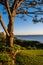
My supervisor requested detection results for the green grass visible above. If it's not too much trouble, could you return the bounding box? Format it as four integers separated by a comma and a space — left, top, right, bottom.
0, 41, 43, 65
15, 50, 43, 65
0, 52, 11, 65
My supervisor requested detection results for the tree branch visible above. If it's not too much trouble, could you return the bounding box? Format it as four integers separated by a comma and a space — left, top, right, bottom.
11, 0, 24, 17
5, 0, 11, 16
0, 16, 10, 36
16, 0, 24, 9
11, 0, 18, 17
12, 0, 17, 10
16, 11, 43, 15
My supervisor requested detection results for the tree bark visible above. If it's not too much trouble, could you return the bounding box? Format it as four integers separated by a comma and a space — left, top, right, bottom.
6, 16, 15, 65
6, 9, 16, 65
6, 16, 14, 47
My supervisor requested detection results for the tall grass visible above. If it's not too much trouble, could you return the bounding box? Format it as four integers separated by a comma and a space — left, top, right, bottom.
15, 50, 43, 65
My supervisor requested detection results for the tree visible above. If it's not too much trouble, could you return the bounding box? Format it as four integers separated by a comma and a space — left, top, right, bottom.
0, 0, 43, 47
0, 0, 43, 65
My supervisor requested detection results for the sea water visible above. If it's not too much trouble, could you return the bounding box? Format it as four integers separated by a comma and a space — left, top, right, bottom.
15, 35, 43, 43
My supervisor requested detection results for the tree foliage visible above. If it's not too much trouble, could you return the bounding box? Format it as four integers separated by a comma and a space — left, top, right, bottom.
0, 0, 43, 22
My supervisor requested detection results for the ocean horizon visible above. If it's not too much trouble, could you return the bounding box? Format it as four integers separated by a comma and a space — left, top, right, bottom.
15, 35, 43, 43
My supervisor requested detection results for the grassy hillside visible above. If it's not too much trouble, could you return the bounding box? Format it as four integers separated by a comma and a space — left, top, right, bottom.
15, 50, 43, 65
0, 50, 43, 65
0, 35, 43, 65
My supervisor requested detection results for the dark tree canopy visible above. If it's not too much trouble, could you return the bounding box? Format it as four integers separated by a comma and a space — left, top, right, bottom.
0, 0, 43, 23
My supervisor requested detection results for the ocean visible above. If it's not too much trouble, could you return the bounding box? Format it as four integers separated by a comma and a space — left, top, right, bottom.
15, 35, 43, 43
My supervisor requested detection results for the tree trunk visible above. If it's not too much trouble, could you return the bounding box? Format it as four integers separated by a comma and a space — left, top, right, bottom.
6, 16, 14, 47
6, 16, 15, 65
6, 10, 16, 65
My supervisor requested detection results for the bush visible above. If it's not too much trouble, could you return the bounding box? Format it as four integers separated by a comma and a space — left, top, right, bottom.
14, 38, 43, 49
14, 44, 26, 50
0, 32, 6, 43
0, 52, 11, 65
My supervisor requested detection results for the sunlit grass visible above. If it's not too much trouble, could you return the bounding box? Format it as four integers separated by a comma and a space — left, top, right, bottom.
15, 50, 43, 65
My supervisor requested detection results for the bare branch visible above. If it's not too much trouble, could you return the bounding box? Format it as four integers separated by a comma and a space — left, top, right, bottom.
16, 11, 43, 15
11, 0, 18, 13
5, 0, 11, 16
12, 0, 17, 10
0, 16, 10, 36
16, 0, 24, 8
12, 0, 24, 16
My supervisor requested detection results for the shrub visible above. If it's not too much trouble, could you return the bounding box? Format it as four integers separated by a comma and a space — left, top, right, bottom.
0, 32, 6, 43
0, 52, 11, 65
14, 44, 26, 50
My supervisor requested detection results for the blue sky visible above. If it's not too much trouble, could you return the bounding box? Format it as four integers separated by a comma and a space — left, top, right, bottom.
0, 4, 43, 35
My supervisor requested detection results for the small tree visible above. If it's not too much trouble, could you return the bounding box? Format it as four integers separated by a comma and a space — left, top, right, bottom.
0, 0, 43, 65
0, 0, 43, 47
